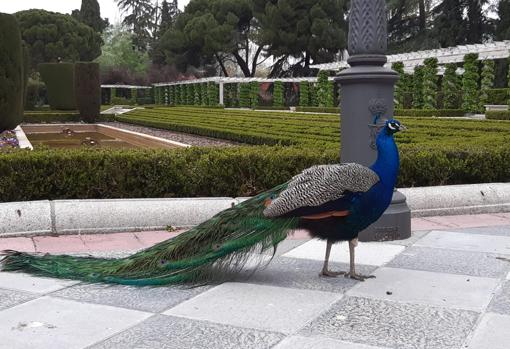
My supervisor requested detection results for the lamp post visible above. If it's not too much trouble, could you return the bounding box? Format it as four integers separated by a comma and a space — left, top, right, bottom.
336, 0, 411, 242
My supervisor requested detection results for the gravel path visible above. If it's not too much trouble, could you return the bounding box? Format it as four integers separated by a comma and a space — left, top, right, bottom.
103, 121, 240, 147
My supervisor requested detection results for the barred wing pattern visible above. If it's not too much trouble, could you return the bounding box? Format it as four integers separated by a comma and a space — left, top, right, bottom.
263, 164, 380, 218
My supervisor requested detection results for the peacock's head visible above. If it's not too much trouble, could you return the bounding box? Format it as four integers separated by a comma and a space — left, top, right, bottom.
384, 119, 406, 135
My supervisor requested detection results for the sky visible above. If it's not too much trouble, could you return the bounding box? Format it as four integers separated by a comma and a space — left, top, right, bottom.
1, 0, 190, 24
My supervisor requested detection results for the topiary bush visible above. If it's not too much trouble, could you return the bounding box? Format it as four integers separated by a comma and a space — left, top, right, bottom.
299, 81, 310, 107
462, 53, 480, 113
38, 62, 76, 110
74, 62, 100, 123
442, 63, 461, 109
422, 58, 438, 110
207, 82, 219, 106
273, 81, 284, 107
0, 13, 24, 132
240, 83, 251, 108
392, 62, 405, 108
317, 70, 331, 107
480, 60, 495, 111
250, 81, 260, 108
412, 66, 424, 109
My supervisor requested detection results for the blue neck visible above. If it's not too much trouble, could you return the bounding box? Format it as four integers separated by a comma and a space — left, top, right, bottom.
369, 131, 400, 189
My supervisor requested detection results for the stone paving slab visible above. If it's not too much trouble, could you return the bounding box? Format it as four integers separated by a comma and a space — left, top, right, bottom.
283, 239, 405, 266
165, 282, 342, 334
450, 225, 510, 237
53, 283, 212, 313
0, 296, 151, 349
90, 314, 285, 349
273, 335, 391, 349
347, 267, 498, 311
467, 313, 510, 349
387, 246, 510, 277
300, 296, 479, 349
487, 280, 510, 315
415, 230, 510, 254
0, 272, 78, 294
0, 289, 36, 311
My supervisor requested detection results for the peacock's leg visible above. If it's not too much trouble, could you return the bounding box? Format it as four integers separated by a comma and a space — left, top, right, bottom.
344, 238, 376, 281
320, 240, 346, 277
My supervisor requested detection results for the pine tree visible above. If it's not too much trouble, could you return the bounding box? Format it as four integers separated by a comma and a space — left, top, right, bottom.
479, 60, 495, 111
442, 63, 460, 109
422, 58, 438, 110
432, 0, 465, 47
412, 66, 425, 109
462, 53, 480, 113
496, 0, 510, 40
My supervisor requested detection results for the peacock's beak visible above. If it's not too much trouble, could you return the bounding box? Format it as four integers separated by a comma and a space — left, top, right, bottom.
399, 124, 408, 132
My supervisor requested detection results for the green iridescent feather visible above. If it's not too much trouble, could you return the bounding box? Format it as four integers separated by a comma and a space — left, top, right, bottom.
1, 183, 298, 286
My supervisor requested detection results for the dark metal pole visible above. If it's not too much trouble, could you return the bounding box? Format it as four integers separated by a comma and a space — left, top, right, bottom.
336, 0, 411, 242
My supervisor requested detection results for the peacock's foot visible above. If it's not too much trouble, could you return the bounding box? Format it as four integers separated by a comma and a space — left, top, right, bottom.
344, 272, 376, 281
320, 269, 346, 278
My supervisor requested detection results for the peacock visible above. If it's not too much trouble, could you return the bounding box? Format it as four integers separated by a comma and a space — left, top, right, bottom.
1, 119, 405, 285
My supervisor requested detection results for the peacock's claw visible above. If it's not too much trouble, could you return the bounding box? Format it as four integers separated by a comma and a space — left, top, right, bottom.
320, 270, 346, 278
344, 272, 376, 281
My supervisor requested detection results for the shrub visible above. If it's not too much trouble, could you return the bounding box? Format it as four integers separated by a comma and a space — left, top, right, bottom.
25, 78, 47, 110
253, 106, 289, 111
317, 70, 331, 107
240, 83, 251, 108
486, 110, 510, 120
22, 43, 30, 110
111, 96, 133, 105
38, 62, 77, 110
442, 63, 461, 109
207, 82, 219, 106
462, 53, 480, 113
480, 60, 495, 111
0, 13, 24, 132
394, 109, 465, 117
412, 66, 424, 109
392, 62, 405, 108
295, 106, 339, 114
487, 89, 509, 105
23, 111, 114, 123
273, 81, 284, 107
74, 62, 100, 123
422, 58, 438, 110
299, 81, 310, 107
250, 81, 260, 108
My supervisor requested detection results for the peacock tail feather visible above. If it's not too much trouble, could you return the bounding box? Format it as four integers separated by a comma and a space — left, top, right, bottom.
1, 183, 299, 286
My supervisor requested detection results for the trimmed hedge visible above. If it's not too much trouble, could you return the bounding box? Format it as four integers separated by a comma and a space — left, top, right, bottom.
487, 89, 509, 105
74, 62, 100, 123
394, 109, 465, 117
295, 106, 339, 113
1, 145, 509, 202
253, 106, 290, 111
486, 110, 510, 120
23, 111, 114, 123
38, 62, 76, 110
0, 13, 24, 132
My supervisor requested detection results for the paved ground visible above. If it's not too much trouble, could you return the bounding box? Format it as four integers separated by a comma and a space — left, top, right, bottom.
0, 213, 509, 349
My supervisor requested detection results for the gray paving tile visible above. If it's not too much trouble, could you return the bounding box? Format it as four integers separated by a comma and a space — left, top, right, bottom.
387, 246, 510, 278
300, 296, 479, 349
0, 296, 151, 349
53, 283, 211, 313
467, 312, 510, 349
488, 280, 510, 315
385, 230, 429, 247
234, 257, 376, 293
0, 272, 78, 294
415, 231, 510, 255
273, 335, 390, 349
90, 314, 285, 349
451, 225, 510, 237
0, 288, 36, 311
165, 282, 342, 334
347, 267, 498, 312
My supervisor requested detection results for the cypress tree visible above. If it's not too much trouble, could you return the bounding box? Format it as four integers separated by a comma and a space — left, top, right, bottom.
273, 81, 284, 107
412, 66, 425, 109
507, 58, 510, 109
77, 0, 108, 33
392, 62, 405, 108
75, 62, 100, 123
442, 63, 460, 109
462, 53, 480, 113
422, 58, 438, 110
479, 60, 495, 111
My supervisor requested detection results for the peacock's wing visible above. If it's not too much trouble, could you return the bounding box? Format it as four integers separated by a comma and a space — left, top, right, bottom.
263, 163, 379, 218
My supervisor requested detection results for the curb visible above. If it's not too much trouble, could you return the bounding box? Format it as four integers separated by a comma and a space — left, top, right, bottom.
1, 183, 509, 237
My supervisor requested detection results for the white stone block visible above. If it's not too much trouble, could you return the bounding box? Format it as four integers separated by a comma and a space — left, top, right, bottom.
0, 201, 52, 237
